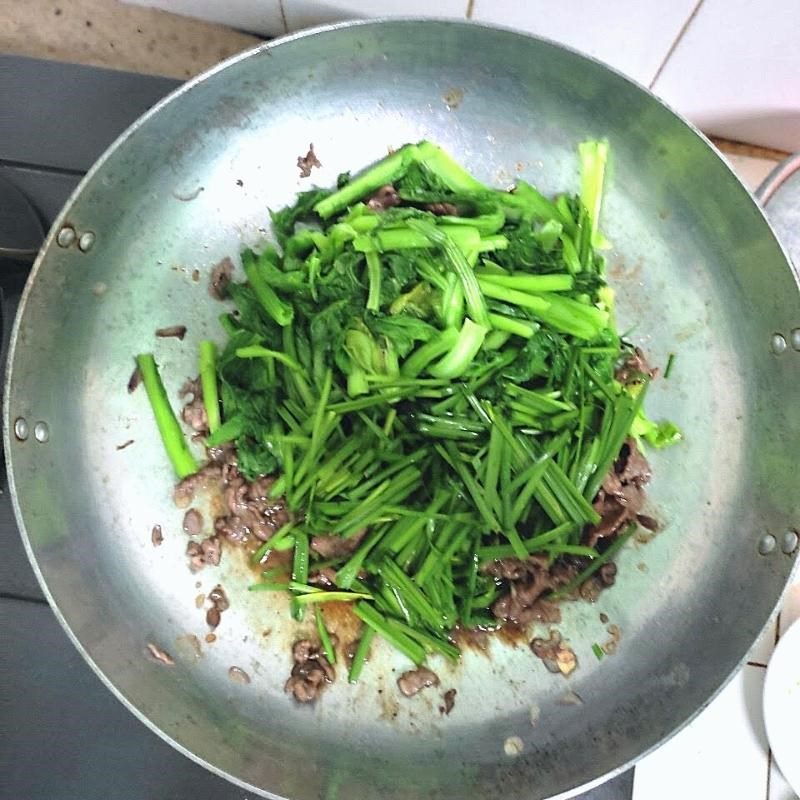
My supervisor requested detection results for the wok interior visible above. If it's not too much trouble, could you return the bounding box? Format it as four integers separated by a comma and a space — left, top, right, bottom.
7, 21, 799, 800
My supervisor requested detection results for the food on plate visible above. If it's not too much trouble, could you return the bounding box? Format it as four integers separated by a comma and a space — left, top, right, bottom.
134, 140, 679, 701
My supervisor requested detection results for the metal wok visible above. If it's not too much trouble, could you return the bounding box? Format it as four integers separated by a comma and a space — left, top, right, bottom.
6, 18, 799, 800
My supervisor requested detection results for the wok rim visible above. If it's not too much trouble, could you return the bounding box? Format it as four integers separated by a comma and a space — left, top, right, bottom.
5, 16, 797, 800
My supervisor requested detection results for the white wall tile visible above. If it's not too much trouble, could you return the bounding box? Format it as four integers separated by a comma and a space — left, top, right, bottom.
283, 0, 467, 31
632, 666, 769, 800
471, 0, 698, 87
124, 0, 285, 36
652, 0, 800, 152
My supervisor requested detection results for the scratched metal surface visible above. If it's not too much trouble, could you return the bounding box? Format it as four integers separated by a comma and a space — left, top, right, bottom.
5, 20, 800, 800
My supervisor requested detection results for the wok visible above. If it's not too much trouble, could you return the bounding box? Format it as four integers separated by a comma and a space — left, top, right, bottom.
6, 19, 800, 800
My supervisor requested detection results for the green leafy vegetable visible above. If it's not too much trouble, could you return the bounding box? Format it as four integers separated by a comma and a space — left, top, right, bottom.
151, 139, 681, 669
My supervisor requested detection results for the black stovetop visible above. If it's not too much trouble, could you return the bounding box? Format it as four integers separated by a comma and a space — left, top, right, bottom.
0, 54, 634, 800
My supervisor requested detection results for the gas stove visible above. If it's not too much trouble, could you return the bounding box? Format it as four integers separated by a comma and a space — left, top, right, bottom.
0, 54, 633, 800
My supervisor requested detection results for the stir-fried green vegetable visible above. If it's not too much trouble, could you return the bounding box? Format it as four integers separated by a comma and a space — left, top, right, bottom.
137, 140, 679, 676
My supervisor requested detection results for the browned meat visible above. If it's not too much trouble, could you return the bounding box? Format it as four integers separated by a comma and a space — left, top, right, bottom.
209, 256, 234, 299
127, 364, 142, 394
151, 524, 163, 547
425, 202, 458, 216
585, 439, 651, 547
146, 642, 175, 666
439, 688, 457, 715
309, 566, 338, 589
397, 666, 439, 698
214, 472, 289, 544
487, 555, 554, 625
615, 347, 658, 384
637, 513, 659, 532
527, 598, 562, 624
209, 584, 229, 611
183, 508, 203, 536
310, 528, 366, 559
367, 184, 400, 211
180, 377, 208, 434
530, 629, 577, 676
155, 325, 187, 340
285, 639, 335, 702
296, 144, 322, 178
173, 463, 222, 508
206, 606, 221, 628
201, 536, 221, 566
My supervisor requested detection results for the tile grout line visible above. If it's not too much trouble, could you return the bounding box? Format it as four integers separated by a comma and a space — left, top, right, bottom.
465, 0, 475, 20
648, 0, 706, 90
278, 0, 288, 34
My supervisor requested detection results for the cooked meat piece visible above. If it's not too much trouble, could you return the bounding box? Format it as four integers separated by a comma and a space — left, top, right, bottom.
585, 440, 651, 547
439, 688, 457, 715
284, 639, 335, 702
201, 536, 221, 566
180, 377, 209, 434
425, 202, 458, 216
207, 442, 237, 465
206, 606, 221, 628
397, 666, 440, 698
116, 439, 135, 451
209, 584, 229, 611
615, 346, 658, 384
296, 144, 322, 178
155, 325, 187, 340
309, 567, 338, 589
598, 563, 617, 586
183, 508, 203, 536
151, 524, 163, 547
209, 256, 234, 299
489, 555, 553, 625
215, 474, 289, 544
310, 528, 366, 559
527, 599, 562, 624
146, 642, 175, 666
530, 629, 577, 676
186, 540, 206, 571
616, 439, 652, 487
367, 184, 400, 211
637, 513, 659, 532
127, 364, 142, 393
173, 464, 222, 508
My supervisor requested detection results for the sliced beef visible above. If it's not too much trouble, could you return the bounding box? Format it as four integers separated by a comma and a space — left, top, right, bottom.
209, 256, 234, 299
215, 472, 289, 544
424, 202, 458, 216
486, 555, 554, 625
397, 666, 439, 698
439, 688, 457, 715
186, 536, 222, 571
309, 567, 338, 589
585, 439, 651, 547
183, 508, 203, 536
285, 639, 335, 702
615, 347, 658, 384
179, 377, 208, 434
173, 463, 222, 508
155, 325, 187, 340
367, 184, 400, 211
530, 629, 577, 676
296, 144, 321, 178
310, 528, 366, 559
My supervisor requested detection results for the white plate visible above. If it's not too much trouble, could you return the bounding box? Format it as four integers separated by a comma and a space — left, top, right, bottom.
764, 618, 800, 793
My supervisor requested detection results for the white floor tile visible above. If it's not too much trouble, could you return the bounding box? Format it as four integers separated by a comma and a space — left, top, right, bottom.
651, 0, 800, 152
633, 666, 769, 800
471, 0, 698, 87
748, 616, 778, 665
283, 0, 467, 31
723, 154, 779, 194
